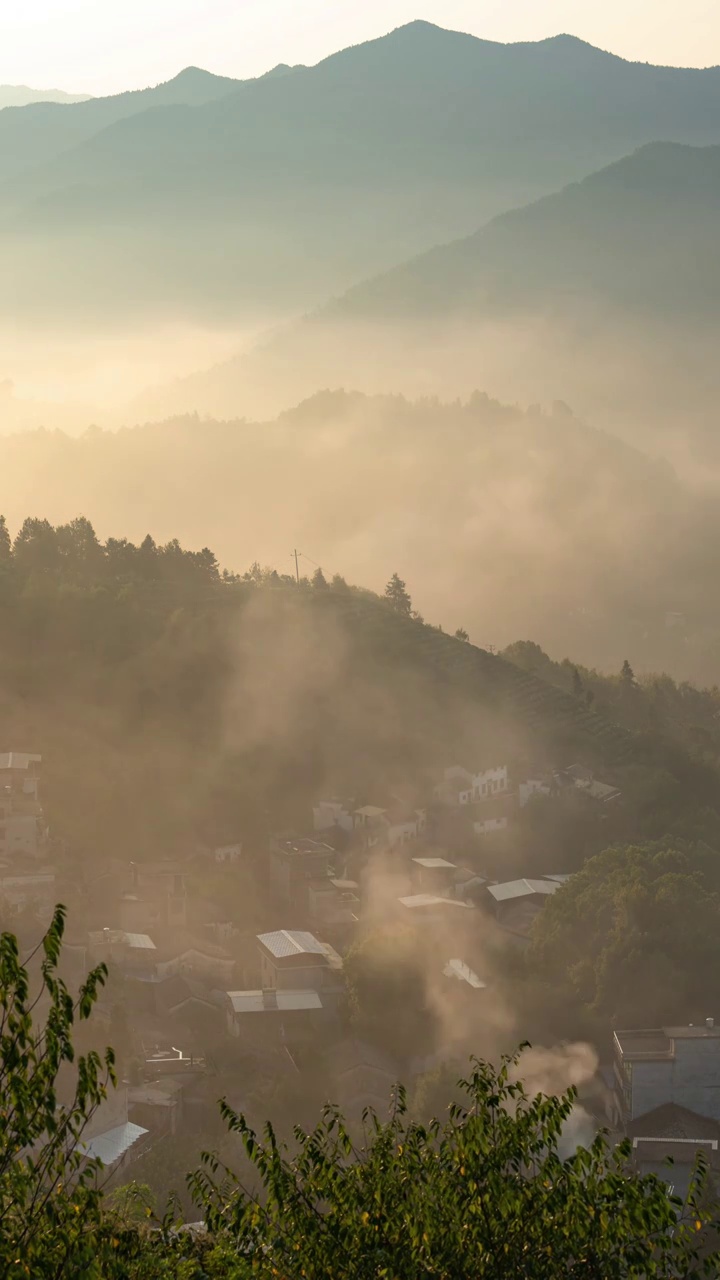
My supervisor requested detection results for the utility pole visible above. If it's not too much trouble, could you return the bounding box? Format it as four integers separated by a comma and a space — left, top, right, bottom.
292, 549, 300, 584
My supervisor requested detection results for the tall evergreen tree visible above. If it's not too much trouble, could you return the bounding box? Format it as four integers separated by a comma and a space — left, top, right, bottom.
0, 514, 10, 561
384, 572, 412, 616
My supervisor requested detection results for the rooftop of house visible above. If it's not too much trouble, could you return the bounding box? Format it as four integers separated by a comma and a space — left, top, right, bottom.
628, 1103, 720, 1142
488, 878, 559, 903
89, 929, 156, 950
128, 1085, 180, 1108
132, 860, 188, 876
257, 929, 329, 960
443, 958, 486, 989
398, 894, 473, 911
155, 975, 222, 1013
0, 752, 41, 772
227, 988, 323, 1014
152, 929, 234, 961
354, 805, 387, 818
615, 1023, 720, 1059
78, 1121, 148, 1166
412, 857, 457, 870
327, 1036, 399, 1080
274, 837, 335, 857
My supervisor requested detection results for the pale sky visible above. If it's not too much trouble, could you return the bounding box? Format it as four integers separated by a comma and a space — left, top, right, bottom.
2, 0, 718, 96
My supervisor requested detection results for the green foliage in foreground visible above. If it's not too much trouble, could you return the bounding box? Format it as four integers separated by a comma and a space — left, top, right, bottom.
1, 909, 720, 1277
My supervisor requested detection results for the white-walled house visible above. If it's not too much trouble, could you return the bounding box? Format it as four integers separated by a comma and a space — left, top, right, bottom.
473, 816, 509, 837
471, 766, 509, 801
313, 799, 355, 834
213, 843, 242, 864
386, 809, 426, 848
353, 806, 426, 850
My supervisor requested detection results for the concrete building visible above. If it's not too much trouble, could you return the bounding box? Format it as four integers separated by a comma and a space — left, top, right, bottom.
353, 806, 426, 851
411, 857, 457, 894
473, 816, 508, 837
0, 868, 55, 915
0, 753, 46, 860
614, 1022, 720, 1124
268, 836, 335, 908
313, 799, 355, 834
0, 752, 42, 799
119, 862, 188, 932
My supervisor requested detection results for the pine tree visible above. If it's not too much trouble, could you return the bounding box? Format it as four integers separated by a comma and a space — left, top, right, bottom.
0, 514, 10, 561
384, 572, 412, 616
620, 659, 636, 687
454, 627, 469, 642
312, 567, 328, 589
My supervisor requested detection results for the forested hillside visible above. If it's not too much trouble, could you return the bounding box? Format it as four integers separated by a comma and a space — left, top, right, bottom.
3, 391, 720, 679
1, 514, 719, 868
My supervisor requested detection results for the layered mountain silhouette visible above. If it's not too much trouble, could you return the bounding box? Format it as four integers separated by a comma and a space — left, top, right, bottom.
153, 138, 720, 446
0, 67, 242, 180
0, 86, 92, 109
6, 20, 720, 322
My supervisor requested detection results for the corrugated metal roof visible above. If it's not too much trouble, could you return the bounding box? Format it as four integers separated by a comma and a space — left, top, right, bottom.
228, 988, 322, 1013
398, 894, 472, 910
488, 879, 559, 902
88, 929, 156, 949
228, 990, 265, 1013
123, 932, 156, 950
79, 1121, 148, 1166
0, 753, 41, 771
257, 929, 327, 959
412, 857, 457, 869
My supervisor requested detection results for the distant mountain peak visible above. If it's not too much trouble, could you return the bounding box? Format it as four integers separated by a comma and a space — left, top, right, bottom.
260, 63, 305, 80
171, 66, 216, 82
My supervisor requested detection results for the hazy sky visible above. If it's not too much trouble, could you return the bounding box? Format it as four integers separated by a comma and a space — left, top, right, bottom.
2, 0, 718, 96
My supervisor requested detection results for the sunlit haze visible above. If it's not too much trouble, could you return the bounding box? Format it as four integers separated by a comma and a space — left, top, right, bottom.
5, 4, 720, 1261
2, 0, 719, 94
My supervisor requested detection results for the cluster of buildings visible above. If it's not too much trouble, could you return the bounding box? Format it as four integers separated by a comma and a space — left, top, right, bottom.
0, 745, 628, 1186
433, 760, 621, 837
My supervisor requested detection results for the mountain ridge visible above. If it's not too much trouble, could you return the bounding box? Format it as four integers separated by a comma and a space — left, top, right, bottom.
6, 21, 720, 324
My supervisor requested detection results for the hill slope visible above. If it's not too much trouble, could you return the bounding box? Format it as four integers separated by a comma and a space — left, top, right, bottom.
7, 21, 720, 322
0, 66, 241, 180
174, 140, 720, 445
2, 389, 719, 679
